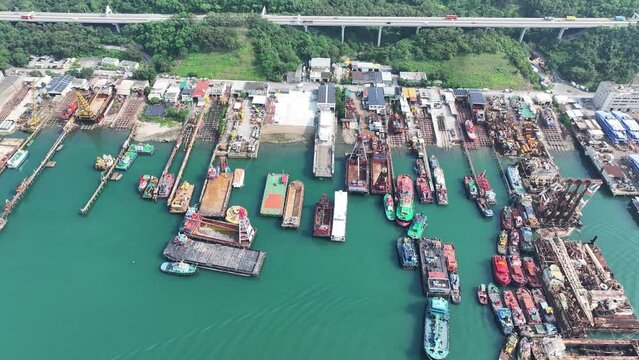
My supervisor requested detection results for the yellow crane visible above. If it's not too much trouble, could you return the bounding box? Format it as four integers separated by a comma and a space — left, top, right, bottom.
75, 91, 97, 121
21, 81, 41, 132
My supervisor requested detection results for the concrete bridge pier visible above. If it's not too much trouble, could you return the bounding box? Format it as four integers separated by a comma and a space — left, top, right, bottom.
113, 23, 120, 33
416, 27, 421, 34
304, 25, 308, 32
519, 28, 528, 42
557, 28, 567, 40
377, 26, 382, 47
341, 25, 345, 43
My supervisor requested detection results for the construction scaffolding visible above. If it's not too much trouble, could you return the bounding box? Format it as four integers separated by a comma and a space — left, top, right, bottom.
532, 177, 602, 228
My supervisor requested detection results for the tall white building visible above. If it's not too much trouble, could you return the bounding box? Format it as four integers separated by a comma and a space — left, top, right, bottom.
592, 81, 639, 112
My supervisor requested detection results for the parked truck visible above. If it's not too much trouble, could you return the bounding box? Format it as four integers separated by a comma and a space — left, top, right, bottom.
20, 11, 34, 20
614, 16, 626, 21
566, 16, 577, 21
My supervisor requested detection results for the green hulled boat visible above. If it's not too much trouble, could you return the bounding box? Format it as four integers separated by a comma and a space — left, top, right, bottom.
384, 194, 396, 221
115, 151, 137, 171
424, 297, 450, 360
395, 174, 415, 227
142, 176, 158, 199
160, 261, 197, 276
407, 212, 427, 239
129, 143, 155, 155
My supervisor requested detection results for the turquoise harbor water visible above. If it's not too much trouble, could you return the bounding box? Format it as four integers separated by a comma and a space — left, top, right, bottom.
0, 128, 637, 359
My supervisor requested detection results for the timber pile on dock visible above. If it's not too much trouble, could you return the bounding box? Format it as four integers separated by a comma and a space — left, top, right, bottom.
163, 240, 265, 277
535, 236, 639, 336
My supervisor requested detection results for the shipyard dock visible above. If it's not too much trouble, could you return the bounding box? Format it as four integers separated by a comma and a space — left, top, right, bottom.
535, 236, 639, 337
282, 180, 304, 228
313, 110, 335, 178
163, 240, 265, 277
260, 173, 288, 217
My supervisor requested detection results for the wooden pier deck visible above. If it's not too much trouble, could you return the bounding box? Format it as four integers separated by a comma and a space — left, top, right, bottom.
80, 128, 135, 215
0, 121, 73, 230
163, 240, 266, 277
112, 93, 145, 130
167, 106, 206, 207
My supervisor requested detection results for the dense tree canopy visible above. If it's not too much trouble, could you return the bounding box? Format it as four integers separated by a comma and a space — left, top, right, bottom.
540, 26, 639, 88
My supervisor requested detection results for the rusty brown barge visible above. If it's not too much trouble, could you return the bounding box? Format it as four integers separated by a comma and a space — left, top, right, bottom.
282, 180, 304, 228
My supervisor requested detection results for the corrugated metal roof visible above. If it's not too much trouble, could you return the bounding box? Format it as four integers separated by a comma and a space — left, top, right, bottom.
192, 81, 208, 97
318, 84, 336, 104
468, 90, 486, 105
367, 86, 385, 107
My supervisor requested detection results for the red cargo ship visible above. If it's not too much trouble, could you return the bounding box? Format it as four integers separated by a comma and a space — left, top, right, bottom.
443, 243, 458, 272
516, 287, 542, 325
492, 255, 511, 286
313, 193, 333, 237
508, 255, 527, 287
415, 176, 433, 203
522, 257, 542, 288
503, 289, 527, 327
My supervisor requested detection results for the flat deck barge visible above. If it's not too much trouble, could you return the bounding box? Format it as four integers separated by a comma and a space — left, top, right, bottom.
181, 210, 256, 248
163, 240, 265, 277
199, 173, 233, 218
260, 173, 288, 216
370, 148, 391, 194
417, 238, 451, 298
282, 180, 304, 228
313, 110, 335, 178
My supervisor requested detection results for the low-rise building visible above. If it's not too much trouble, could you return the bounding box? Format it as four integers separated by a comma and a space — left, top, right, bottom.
364, 86, 385, 111
119, 60, 140, 71
286, 65, 304, 83
101, 57, 120, 68
399, 71, 427, 85
0, 75, 23, 111
180, 86, 193, 102
192, 80, 209, 106
164, 86, 181, 104
44, 75, 74, 96
148, 78, 171, 102
593, 81, 639, 112
351, 71, 372, 85
309, 58, 331, 82
244, 82, 269, 97
209, 81, 227, 96
317, 84, 336, 111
